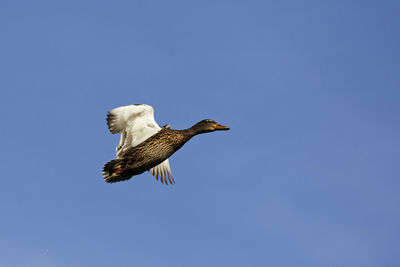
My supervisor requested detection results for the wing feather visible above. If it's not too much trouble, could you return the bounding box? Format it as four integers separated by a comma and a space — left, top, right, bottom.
150, 160, 174, 185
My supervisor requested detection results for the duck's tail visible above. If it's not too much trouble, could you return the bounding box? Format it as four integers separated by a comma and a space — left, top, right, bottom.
102, 159, 132, 183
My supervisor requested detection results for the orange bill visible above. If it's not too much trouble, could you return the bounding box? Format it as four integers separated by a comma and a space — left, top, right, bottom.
214, 123, 230, 130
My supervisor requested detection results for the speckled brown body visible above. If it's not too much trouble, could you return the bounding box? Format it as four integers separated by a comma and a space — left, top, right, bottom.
103, 128, 194, 182
122, 128, 193, 170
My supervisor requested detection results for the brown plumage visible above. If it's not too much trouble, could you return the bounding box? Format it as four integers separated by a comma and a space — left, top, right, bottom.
102, 119, 229, 184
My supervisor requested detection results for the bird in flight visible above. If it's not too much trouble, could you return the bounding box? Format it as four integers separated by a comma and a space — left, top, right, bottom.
102, 104, 229, 185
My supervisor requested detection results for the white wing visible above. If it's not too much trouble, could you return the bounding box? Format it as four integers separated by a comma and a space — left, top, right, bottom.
107, 104, 160, 155
106, 104, 174, 184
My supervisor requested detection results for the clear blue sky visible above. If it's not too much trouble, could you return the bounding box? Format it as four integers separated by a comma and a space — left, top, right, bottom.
1, 1, 399, 266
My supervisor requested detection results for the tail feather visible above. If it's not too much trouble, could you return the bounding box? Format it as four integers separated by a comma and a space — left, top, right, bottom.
102, 159, 131, 183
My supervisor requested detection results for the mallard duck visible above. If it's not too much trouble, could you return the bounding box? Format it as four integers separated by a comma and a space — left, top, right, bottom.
102, 104, 229, 184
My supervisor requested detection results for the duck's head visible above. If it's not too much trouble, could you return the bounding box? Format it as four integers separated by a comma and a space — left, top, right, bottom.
190, 119, 230, 134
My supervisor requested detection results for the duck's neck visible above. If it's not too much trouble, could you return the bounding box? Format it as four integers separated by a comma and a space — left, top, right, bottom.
182, 126, 209, 137
181, 128, 198, 137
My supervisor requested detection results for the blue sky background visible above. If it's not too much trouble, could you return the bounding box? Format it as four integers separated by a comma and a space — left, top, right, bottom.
1, 1, 399, 266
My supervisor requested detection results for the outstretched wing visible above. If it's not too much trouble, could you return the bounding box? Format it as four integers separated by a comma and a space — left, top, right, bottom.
106, 104, 174, 184
107, 104, 160, 154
